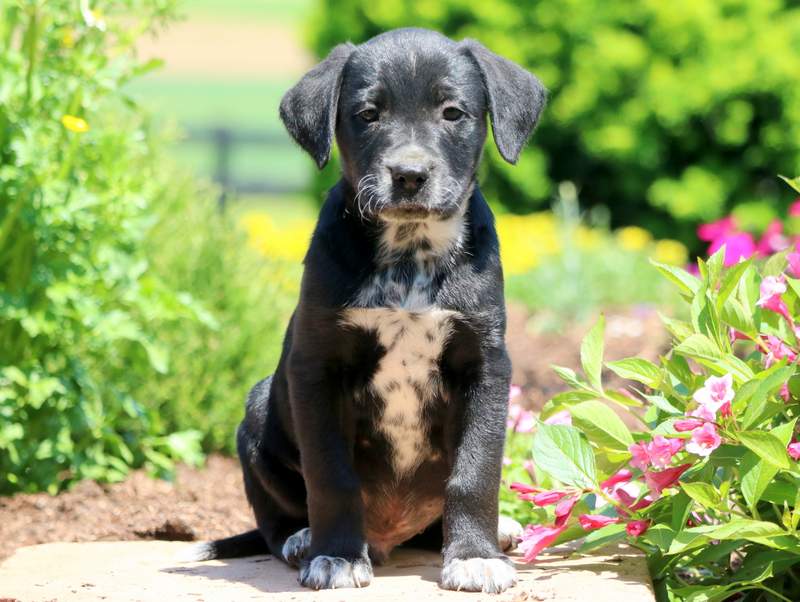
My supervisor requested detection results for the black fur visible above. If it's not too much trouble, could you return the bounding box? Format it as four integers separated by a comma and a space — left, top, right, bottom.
197, 28, 545, 593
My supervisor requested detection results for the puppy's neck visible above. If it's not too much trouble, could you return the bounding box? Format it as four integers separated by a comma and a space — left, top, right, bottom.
376, 212, 466, 267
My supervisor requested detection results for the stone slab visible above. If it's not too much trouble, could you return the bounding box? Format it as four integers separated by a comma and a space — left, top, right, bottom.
0, 541, 654, 601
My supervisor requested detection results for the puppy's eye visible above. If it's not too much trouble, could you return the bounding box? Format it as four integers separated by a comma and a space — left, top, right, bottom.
358, 108, 379, 123
442, 107, 465, 121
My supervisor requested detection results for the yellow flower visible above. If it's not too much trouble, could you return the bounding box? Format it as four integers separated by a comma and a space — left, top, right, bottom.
616, 226, 652, 251
239, 211, 314, 262
61, 115, 89, 133
61, 29, 75, 48
653, 239, 689, 266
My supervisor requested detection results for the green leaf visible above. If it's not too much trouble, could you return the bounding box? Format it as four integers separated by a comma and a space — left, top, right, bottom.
720, 297, 756, 337
741, 364, 794, 429
736, 431, 791, 470
716, 258, 753, 310
532, 423, 597, 488
569, 400, 633, 453
551, 365, 586, 389
644, 393, 682, 415
674, 333, 753, 381
779, 174, 800, 193
740, 451, 778, 509
576, 523, 627, 554
650, 259, 700, 297
642, 524, 675, 552
659, 313, 694, 342
681, 481, 721, 509
605, 358, 661, 388
580, 316, 605, 392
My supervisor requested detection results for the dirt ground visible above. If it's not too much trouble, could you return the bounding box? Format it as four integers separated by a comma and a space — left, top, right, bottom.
0, 303, 667, 562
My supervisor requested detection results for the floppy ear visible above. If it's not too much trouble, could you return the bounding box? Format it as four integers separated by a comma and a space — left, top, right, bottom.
462, 39, 547, 164
279, 42, 355, 169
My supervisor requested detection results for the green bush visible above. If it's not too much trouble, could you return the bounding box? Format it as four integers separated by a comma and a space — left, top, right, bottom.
308, 0, 800, 246
0, 0, 206, 494
139, 181, 299, 454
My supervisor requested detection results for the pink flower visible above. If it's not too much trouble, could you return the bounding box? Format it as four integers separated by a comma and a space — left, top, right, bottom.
507, 403, 536, 433
757, 220, 790, 255
788, 442, 800, 461
510, 482, 537, 495
697, 217, 736, 242
647, 436, 684, 469
554, 496, 578, 527
502, 456, 512, 466
614, 485, 654, 513
790, 199, 800, 218
600, 469, 633, 490
788, 250, 800, 279
531, 490, 570, 507
509, 384, 522, 401
628, 441, 651, 470
579, 514, 620, 530
689, 404, 717, 422
523, 460, 535, 479
544, 410, 572, 426
518, 524, 567, 562
685, 423, 722, 457
693, 374, 734, 419
674, 418, 704, 432
708, 232, 756, 266
644, 464, 691, 494
626, 520, 650, 537
757, 275, 792, 323
781, 383, 791, 402
729, 328, 748, 345
762, 335, 797, 368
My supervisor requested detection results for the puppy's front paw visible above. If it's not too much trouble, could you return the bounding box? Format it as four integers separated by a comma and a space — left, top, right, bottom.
498, 515, 524, 552
282, 527, 311, 567
299, 555, 373, 589
440, 557, 517, 593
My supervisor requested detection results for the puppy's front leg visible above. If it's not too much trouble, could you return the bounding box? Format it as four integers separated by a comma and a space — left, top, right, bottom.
441, 347, 516, 594
289, 358, 372, 589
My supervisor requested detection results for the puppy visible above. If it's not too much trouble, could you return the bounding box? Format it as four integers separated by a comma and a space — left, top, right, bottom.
186, 28, 546, 593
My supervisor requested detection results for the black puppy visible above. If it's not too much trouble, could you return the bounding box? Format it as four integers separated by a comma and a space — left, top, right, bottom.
185, 28, 546, 593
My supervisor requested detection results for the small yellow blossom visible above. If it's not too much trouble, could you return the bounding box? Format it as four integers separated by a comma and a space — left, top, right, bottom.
239, 212, 313, 262
616, 226, 652, 251
653, 239, 689, 266
61, 29, 75, 48
61, 115, 89, 133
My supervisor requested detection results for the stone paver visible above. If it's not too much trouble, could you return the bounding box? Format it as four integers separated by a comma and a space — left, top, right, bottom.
0, 541, 654, 601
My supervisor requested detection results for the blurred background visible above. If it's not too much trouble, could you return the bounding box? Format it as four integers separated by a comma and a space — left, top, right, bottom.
1, 0, 799, 533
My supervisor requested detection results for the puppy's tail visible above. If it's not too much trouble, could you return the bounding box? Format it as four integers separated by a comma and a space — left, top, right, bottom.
178, 529, 268, 561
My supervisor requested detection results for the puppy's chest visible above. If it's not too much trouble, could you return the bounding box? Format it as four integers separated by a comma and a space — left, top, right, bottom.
342, 263, 460, 475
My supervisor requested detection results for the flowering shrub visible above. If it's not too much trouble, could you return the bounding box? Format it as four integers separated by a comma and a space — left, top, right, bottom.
511, 237, 800, 599
696, 176, 800, 267
0, 0, 208, 493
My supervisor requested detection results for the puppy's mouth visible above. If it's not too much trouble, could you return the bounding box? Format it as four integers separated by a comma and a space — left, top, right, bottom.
379, 201, 439, 221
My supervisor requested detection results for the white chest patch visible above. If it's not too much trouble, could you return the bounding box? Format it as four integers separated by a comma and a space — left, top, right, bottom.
342, 307, 457, 475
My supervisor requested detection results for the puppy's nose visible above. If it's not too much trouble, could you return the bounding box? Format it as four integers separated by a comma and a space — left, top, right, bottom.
388, 162, 430, 192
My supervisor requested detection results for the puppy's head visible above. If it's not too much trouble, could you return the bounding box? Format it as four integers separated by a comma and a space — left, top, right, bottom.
280, 28, 546, 221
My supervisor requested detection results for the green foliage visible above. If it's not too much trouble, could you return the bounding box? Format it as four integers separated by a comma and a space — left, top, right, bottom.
139, 181, 299, 454
308, 0, 800, 244
513, 235, 800, 599
0, 0, 205, 494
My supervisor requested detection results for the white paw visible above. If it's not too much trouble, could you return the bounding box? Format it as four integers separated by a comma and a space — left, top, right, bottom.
299, 555, 373, 589
176, 541, 216, 562
440, 557, 517, 593
282, 527, 311, 567
498, 516, 524, 552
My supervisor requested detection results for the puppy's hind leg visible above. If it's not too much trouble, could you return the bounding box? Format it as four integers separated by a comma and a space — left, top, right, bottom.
181, 376, 309, 563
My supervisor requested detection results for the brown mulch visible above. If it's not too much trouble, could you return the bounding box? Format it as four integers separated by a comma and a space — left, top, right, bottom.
0, 304, 668, 561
